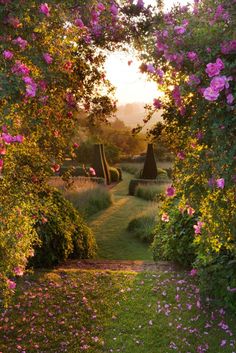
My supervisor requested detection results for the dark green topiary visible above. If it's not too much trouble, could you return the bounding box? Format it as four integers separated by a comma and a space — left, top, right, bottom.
100, 144, 111, 184
109, 167, 120, 183
92, 144, 107, 183
30, 190, 97, 267
141, 144, 158, 179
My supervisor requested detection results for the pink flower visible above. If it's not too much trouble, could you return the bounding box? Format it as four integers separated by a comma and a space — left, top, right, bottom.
193, 221, 204, 234
0, 159, 3, 171
73, 143, 79, 148
89, 167, 96, 176
190, 268, 198, 276
39, 3, 50, 16
7, 279, 16, 290
2, 133, 13, 144
161, 213, 169, 222
110, 4, 118, 16
177, 151, 185, 160
187, 207, 195, 216
174, 26, 186, 35
203, 87, 219, 101
12, 36, 28, 50
206, 58, 224, 77
75, 18, 85, 28
12, 61, 30, 76
187, 51, 198, 61
14, 266, 24, 276
166, 186, 176, 197
147, 64, 155, 73
51, 163, 60, 173
153, 98, 162, 109
210, 76, 228, 92
13, 135, 24, 143
26, 82, 37, 97
187, 74, 201, 86
43, 53, 53, 64
227, 93, 234, 105
137, 0, 144, 8
0, 146, 6, 155
216, 178, 225, 189
97, 2, 105, 11
3, 50, 13, 60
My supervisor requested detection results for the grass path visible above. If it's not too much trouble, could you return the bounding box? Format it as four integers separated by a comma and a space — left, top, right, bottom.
88, 172, 157, 260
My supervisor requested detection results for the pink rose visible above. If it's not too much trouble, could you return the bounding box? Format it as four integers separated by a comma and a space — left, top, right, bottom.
216, 178, 225, 189
227, 93, 234, 105
203, 87, 219, 101
206, 58, 224, 77
166, 186, 176, 197
89, 167, 96, 176
210, 76, 228, 92
39, 3, 50, 16
14, 266, 24, 276
193, 221, 204, 234
43, 53, 53, 64
153, 98, 162, 109
3, 50, 13, 60
187, 51, 198, 61
97, 3, 105, 11
174, 26, 186, 35
12, 36, 28, 50
75, 18, 84, 28
161, 213, 169, 222
7, 279, 16, 290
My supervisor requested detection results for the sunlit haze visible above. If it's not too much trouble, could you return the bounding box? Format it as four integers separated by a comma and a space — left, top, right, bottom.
105, 0, 192, 105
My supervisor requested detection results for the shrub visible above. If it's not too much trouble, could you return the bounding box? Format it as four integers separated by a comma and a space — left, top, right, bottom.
135, 183, 167, 202
62, 179, 112, 218
141, 144, 158, 179
128, 209, 157, 243
31, 190, 96, 267
109, 167, 120, 183
152, 197, 197, 267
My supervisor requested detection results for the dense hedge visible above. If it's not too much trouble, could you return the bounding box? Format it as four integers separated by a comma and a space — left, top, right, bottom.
109, 167, 120, 183
30, 190, 97, 267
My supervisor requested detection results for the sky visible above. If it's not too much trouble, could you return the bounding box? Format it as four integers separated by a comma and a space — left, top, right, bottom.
105, 0, 192, 105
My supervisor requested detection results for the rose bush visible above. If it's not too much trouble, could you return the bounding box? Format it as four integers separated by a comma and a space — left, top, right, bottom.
135, 0, 235, 309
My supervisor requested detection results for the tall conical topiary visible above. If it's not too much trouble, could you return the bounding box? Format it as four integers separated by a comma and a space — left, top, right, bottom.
92, 144, 107, 182
100, 144, 111, 185
141, 143, 158, 179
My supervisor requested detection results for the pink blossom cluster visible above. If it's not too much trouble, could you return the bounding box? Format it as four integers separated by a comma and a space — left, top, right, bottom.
193, 221, 204, 235
203, 58, 233, 103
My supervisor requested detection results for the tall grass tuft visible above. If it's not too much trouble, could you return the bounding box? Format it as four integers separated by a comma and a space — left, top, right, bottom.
127, 208, 158, 244
134, 183, 169, 202
49, 177, 112, 218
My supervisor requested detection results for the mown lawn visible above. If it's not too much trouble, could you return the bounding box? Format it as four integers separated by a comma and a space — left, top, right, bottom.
1, 269, 235, 353
89, 172, 157, 260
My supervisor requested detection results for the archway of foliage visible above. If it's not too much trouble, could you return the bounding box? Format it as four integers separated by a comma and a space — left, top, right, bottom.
0, 0, 235, 309
133, 0, 235, 308
0, 0, 153, 303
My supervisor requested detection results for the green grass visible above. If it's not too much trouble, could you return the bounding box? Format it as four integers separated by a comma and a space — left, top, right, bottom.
89, 173, 154, 260
1, 269, 235, 353
120, 161, 173, 177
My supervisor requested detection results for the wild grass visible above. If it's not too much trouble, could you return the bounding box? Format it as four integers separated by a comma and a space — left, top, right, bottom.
134, 183, 170, 202
127, 207, 159, 243
49, 177, 112, 218
1, 269, 235, 353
